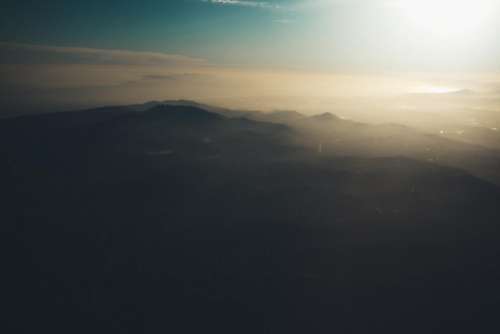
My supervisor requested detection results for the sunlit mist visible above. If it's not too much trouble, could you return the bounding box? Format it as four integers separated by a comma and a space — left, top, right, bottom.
410, 86, 462, 94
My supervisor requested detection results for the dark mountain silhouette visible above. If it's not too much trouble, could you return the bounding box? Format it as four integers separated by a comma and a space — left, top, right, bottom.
161, 99, 261, 119
140, 104, 225, 123
247, 110, 305, 123
4, 102, 500, 334
308, 112, 341, 122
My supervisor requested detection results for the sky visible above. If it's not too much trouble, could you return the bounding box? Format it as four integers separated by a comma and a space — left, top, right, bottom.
2, 0, 500, 114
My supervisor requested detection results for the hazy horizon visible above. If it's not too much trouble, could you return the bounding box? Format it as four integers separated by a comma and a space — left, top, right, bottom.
2, 0, 500, 117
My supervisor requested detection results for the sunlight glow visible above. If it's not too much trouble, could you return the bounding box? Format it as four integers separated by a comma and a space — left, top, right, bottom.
397, 0, 494, 38
412, 86, 461, 94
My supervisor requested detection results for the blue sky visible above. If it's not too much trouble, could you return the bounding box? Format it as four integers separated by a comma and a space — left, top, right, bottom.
1, 1, 292, 63
1, 1, 349, 69
2, 0, 500, 71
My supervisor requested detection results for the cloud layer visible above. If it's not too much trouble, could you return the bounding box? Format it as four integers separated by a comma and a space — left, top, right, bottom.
0, 42, 205, 66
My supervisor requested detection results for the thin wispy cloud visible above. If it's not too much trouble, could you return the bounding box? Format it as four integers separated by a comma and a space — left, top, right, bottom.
201, 0, 281, 9
201, 0, 399, 13
0, 42, 205, 67
274, 19, 293, 24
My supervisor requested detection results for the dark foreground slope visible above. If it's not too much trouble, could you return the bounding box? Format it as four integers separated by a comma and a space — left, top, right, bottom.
3, 105, 500, 334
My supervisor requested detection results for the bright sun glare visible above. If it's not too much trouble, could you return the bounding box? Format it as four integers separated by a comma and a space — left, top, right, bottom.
397, 0, 494, 38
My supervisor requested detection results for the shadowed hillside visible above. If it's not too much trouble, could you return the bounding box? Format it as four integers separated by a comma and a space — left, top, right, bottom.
3, 103, 500, 333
